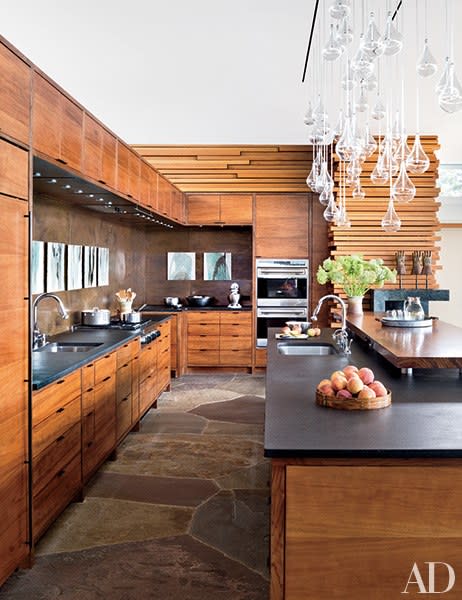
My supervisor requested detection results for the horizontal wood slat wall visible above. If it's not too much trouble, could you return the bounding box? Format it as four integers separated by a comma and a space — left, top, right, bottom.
331, 135, 441, 309
132, 145, 313, 193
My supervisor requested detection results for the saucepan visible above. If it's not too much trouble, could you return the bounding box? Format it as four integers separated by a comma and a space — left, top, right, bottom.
122, 303, 147, 323
81, 307, 111, 326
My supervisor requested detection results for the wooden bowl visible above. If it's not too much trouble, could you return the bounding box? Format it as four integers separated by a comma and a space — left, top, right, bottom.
315, 389, 392, 410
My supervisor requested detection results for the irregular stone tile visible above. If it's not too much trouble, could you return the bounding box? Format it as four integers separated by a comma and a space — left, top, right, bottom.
86, 472, 219, 507
139, 410, 207, 434
171, 374, 238, 390
157, 387, 239, 412
218, 375, 266, 397
191, 490, 270, 577
190, 395, 265, 424
0, 535, 268, 600
216, 461, 271, 491
204, 419, 264, 438
101, 434, 264, 480
35, 497, 193, 556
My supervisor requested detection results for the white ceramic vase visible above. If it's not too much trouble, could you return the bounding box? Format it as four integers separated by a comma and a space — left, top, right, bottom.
347, 295, 364, 315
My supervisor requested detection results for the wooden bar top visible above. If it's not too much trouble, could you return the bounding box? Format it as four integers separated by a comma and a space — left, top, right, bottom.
347, 313, 462, 369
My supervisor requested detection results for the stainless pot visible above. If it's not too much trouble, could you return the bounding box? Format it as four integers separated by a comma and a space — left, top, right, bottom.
81, 307, 111, 326
122, 311, 142, 324
164, 297, 180, 307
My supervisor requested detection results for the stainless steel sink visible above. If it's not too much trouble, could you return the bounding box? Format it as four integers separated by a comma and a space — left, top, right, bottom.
277, 342, 338, 356
34, 342, 103, 353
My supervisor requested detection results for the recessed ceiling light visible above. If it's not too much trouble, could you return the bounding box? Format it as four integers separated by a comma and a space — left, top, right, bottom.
48, 178, 57, 184
34, 172, 41, 177
63, 184, 72, 189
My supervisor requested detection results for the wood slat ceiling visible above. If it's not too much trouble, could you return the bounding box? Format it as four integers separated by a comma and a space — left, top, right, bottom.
131, 145, 314, 193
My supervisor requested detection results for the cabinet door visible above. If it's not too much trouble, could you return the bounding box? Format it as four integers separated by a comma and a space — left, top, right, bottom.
170, 187, 185, 223
220, 194, 253, 224
100, 125, 117, 189
139, 161, 151, 209
0, 42, 31, 144
82, 113, 102, 182
0, 140, 28, 200
148, 167, 158, 212
116, 141, 130, 197
128, 149, 140, 200
59, 94, 83, 171
157, 176, 172, 218
254, 194, 309, 258
187, 194, 220, 224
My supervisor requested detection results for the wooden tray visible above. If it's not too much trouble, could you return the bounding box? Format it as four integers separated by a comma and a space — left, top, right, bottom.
315, 389, 392, 410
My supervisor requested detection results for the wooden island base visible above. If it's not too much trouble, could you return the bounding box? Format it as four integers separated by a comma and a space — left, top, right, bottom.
271, 457, 462, 600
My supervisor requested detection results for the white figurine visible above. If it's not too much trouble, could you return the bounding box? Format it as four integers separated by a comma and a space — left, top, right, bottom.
228, 282, 241, 308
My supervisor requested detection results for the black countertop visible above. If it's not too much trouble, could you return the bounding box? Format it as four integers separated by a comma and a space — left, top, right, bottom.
141, 304, 252, 312
264, 327, 462, 458
32, 317, 170, 390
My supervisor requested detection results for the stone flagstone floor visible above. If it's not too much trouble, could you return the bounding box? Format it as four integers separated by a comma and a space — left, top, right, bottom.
0, 374, 270, 600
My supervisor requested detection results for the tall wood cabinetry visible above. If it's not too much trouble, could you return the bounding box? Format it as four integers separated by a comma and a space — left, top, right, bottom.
0, 134, 29, 583
0, 42, 30, 144
187, 194, 253, 225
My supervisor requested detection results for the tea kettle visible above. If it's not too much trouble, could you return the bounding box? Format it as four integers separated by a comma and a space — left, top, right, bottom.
403, 296, 425, 320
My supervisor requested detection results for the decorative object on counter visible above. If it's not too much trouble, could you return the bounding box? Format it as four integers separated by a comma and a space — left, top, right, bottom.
167, 252, 196, 280
316, 364, 391, 411
186, 295, 215, 307
395, 250, 406, 289
421, 250, 432, 289
381, 316, 433, 328
115, 288, 136, 315
164, 297, 182, 308
411, 250, 423, 287
67, 244, 83, 291
81, 307, 111, 326
204, 252, 232, 280
316, 254, 396, 316
31, 240, 45, 294
97, 247, 109, 286
46, 241, 66, 292
403, 296, 425, 320
83, 245, 97, 288
227, 282, 241, 308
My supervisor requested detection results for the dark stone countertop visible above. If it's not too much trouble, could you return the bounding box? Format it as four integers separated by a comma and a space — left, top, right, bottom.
264, 327, 462, 459
141, 304, 252, 312
32, 316, 170, 390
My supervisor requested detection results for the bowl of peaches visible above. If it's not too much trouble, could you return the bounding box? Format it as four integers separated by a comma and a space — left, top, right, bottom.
316, 365, 391, 410
278, 321, 321, 338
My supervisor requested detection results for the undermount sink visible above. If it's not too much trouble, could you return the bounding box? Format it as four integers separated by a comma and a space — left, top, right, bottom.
277, 342, 338, 356
34, 342, 103, 353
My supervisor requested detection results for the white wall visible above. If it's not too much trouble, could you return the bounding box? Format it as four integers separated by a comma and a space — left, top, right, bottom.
432, 228, 462, 327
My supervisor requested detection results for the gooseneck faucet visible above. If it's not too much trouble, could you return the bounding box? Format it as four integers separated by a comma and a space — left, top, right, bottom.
32, 293, 69, 349
311, 294, 352, 354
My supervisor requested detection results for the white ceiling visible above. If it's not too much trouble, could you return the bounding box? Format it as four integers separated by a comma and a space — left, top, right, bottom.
1, 0, 461, 162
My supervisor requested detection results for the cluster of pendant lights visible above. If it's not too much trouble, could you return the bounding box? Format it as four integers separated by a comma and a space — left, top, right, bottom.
305, 0, 461, 232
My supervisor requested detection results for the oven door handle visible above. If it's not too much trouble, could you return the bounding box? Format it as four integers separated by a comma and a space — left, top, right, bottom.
257, 308, 308, 318
257, 269, 308, 278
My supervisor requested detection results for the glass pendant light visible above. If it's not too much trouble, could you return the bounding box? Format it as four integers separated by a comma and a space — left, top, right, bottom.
364, 127, 377, 157
380, 139, 399, 176
364, 12, 384, 57
319, 187, 332, 206
436, 57, 451, 93
342, 60, 356, 90
347, 158, 362, 180
371, 161, 389, 184
335, 114, 357, 161
406, 134, 430, 173
381, 198, 401, 231
383, 11, 403, 56
323, 194, 339, 222
306, 162, 318, 191
337, 15, 354, 46
334, 109, 345, 138
335, 203, 351, 227
314, 161, 330, 193
304, 101, 314, 126
355, 85, 369, 113
438, 62, 462, 113
313, 95, 328, 123
416, 39, 437, 77
352, 180, 366, 199
363, 73, 378, 91
371, 96, 386, 120
329, 0, 350, 20
393, 135, 411, 162
323, 24, 343, 61
393, 160, 416, 203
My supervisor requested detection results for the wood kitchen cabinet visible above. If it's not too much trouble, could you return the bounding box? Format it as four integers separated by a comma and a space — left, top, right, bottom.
254, 194, 308, 258
32, 370, 82, 540
0, 139, 29, 200
32, 72, 83, 172
157, 175, 172, 218
116, 338, 139, 442
0, 193, 28, 585
0, 41, 31, 144
170, 186, 185, 223
156, 320, 171, 396
187, 311, 252, 368
139, 337, 158, 417
81, 351, 117, 482
187, 194, 253, 225
83, 113, 117, 188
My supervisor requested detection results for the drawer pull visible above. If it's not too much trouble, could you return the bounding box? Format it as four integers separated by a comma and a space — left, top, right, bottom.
57, 469, 66, 477
56, 407, 65, 414
86, 363, 94, 368
102, 376, 111, 382
122, 397, 129, 402
86, 387, 94, 392
56, 379, 65, 385
87, 441, 93, 448
56, 435, 65, 442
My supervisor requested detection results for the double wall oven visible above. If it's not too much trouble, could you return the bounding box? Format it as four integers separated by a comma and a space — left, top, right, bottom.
256, 258, 309, 347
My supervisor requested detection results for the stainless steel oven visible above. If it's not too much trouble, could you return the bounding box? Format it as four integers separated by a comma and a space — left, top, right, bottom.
256, 258, 308, 307
256, 306, 309, 347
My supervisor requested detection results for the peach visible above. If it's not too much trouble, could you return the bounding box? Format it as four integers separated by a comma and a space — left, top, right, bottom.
313, 328, 321, 336
331, 373, 348, 391
318, 383, 335, 396
343, 365, 359, 379
281, 325, 291, 336
358, 367, 375, 385
346, 375, 364, 395
307, 328, 316, 337
317, 378, 332, 390
358, 386, 376, 399
369, 381, 388, 398
336, 389, 353, 399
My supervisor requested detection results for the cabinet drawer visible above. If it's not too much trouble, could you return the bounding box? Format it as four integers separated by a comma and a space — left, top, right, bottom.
131, 337, 141, 358
117, 394, 132, 440
33, 395, 81, 458
33, 370, 81, 426
33, 452, 81, 540
220, 322, 252, 336
117, 361, 132, 402
187, 349, 219, 366
117, 340, 134, 369
33, 421, 81, 496
82, 388, 95, 415
139, 374, 156, 415
220, 349, 252, 366
220, 335, 252, 351
187, 312, 220, 324
94, 352, 117, 385
188, 323, 220, 336
220, 311, 252, 324
81, 361, 95, 391
140, 343, 157, 379
188, 335, 220, 350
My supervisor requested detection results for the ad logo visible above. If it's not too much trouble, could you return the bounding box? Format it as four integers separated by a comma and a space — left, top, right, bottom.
402, 562, 456, 594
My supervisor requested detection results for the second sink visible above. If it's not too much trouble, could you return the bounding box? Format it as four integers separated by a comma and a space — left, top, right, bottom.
277, 342, 338, 356
35, 342, 103, 353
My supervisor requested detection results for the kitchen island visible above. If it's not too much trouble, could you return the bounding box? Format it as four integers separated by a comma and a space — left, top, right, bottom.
265, 325, 462, 600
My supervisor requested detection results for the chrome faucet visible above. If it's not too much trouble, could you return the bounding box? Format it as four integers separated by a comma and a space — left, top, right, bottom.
311, 294, 352, 354
32, 293, 69, 349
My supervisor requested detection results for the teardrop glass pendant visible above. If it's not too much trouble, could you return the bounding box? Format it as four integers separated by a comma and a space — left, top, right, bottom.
406, 134, 430, 174
335, 204, 351, 228
306, 160, 319, 191
364, 128, 377, 157
329, 0, 350, 20
436, 57, 450, 93
335, 116, 356, 161
392, 160, 416, 203
303, 101, 314, 126
393, 135, 411, 162
417, 39, 437, 77
370, 161, 389, 184
355, 86, 369, 113
381, 142, 399, 176
438, 62, 462, 113
381, 199, 401, 232
337, 15, 353, 46
323, 23, 343, 61
334, 109, 345, 137
313, 95, 328, 123
319, 187, 332, 206
371, 97, 386, 120
315, 161, 330, 193
352, 180, 366, 199
323, 195, 339, 222
364, 12, 384, 57
383, 11, 403, 56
